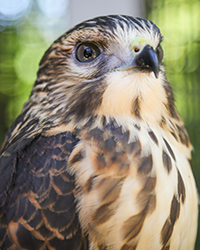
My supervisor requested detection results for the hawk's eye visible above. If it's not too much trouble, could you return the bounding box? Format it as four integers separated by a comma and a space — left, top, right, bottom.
156, 45, 163, 62
76, 43, 101, 62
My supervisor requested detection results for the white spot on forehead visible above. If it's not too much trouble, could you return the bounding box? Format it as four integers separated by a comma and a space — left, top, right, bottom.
84, 20, 97, 25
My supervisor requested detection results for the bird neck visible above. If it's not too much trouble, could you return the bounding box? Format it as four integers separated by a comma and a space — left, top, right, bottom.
96, 71, 173, 125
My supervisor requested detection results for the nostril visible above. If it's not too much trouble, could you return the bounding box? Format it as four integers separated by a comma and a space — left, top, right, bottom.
134, 47, 140, 52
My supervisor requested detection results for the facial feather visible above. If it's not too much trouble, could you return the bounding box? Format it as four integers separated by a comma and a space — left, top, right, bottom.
28, 15, 167, 127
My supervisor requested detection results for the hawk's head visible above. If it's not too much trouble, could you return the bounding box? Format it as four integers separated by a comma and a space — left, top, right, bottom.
26, 15, 178, 130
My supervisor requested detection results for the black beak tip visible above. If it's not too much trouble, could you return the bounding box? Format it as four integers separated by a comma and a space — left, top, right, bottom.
153, 68, 159, 79
132, 45, 160, 79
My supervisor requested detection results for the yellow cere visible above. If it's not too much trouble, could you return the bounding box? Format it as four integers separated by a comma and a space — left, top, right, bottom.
130, 37, 153, 52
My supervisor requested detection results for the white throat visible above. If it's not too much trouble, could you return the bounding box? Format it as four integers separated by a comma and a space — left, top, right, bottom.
97, 70, 168, 124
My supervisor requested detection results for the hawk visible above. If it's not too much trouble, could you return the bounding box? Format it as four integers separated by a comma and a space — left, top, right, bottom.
0, 15, 198, 250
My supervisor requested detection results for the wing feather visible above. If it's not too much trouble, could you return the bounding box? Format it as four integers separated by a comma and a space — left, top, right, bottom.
0, 131, 88, 250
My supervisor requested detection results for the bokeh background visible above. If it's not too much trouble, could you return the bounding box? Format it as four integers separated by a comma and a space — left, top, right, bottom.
0, 0, 200, 248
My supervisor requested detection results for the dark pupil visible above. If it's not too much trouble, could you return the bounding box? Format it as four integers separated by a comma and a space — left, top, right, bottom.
84, 46, 93, 58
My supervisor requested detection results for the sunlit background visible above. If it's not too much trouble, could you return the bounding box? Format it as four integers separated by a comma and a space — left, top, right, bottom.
0, 0, 200, 248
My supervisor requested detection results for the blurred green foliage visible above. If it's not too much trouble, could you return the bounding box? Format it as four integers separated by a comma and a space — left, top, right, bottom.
0, 27, 48, 142
0, 0, 69, 143
147, 0, 200, 248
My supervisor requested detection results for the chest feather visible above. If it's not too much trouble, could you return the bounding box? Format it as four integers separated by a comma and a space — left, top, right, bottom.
69, 119, 198, 250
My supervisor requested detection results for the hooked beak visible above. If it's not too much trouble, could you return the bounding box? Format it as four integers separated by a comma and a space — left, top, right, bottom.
131, 44, 159, 78
116, 37, 160, 78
